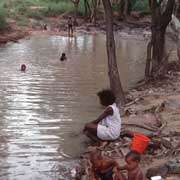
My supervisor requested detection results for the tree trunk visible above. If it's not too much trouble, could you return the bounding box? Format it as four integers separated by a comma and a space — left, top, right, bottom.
119, 0, 125, 19
151, 26, 166, 75
146, 0, 175, 77
74, 3, 78, 25
71, 0, 80, 26
127, 0, 132, 16
102, 0, 126, 107
145, 42, 152, 77
168, 14, 180, 61
84, 0, 88, 19
91, 0, 100, 25
84, 0, 91, 20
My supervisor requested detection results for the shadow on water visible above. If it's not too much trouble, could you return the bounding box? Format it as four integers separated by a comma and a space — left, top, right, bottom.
0, 34, 147, 179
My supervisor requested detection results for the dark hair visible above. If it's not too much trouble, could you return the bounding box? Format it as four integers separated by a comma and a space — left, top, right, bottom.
97, 89, 116, 106
21, 64, 26, 71
125, 151, 141, 162
62, 53, 66, 56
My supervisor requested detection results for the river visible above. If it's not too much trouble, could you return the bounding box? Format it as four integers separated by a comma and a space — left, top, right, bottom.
0, 34, 147, 179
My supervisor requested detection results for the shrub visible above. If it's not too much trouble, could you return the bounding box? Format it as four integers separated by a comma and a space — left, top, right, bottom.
16, 17, 30, 26
132, 0, 149, 12
0, 6, 8, 31
42, 2, 74, 17
26, 11, 43, 20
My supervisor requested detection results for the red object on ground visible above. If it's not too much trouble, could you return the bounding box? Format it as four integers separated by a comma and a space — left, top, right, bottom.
131, 133, 150, 154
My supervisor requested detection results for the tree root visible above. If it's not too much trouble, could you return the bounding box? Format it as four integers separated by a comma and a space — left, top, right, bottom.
122, 123, 158, 132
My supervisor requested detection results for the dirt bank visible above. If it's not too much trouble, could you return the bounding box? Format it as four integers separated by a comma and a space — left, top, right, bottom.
0, 28, 29, 44
0, 15, 151, 44
75, 62, 180, 180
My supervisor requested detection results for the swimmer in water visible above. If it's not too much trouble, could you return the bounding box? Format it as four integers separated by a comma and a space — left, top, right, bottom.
21, 64, 26, 71
60, 53, 67, 61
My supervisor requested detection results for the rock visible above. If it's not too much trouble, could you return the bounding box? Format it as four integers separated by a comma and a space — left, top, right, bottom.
164, 99, 180, 110
146, 165, 169, 179
81, 175, 89, 180
166, 177, 180, 180
148, 90, 154, 94
166, 160, 180, 174
71, 168, 76, 178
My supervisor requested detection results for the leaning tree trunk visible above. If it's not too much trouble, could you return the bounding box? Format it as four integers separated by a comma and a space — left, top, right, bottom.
102, 0, 126, 107
146, 0, 175, 77
168, 14, 180, 61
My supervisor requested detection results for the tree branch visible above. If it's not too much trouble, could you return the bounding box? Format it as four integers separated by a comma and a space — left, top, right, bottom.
161, 0, 175, 26
158, 0, 164, 5
162, 0, 175, 17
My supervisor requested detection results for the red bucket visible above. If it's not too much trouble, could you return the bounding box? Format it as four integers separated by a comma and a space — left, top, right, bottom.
131, 134, 150, 154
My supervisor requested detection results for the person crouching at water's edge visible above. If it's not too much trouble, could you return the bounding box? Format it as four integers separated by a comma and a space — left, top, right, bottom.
83, 89, 121, 149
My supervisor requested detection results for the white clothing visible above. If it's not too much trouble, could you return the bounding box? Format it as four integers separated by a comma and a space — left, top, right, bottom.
97, 103, 121, 140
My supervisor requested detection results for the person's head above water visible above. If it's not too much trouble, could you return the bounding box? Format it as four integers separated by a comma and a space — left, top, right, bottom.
97, 89, 116, 106
60, 53, 67, 61
21, 64, 26, 71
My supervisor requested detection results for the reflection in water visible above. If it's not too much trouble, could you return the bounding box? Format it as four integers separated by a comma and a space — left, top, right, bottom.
0, 34, 147, 179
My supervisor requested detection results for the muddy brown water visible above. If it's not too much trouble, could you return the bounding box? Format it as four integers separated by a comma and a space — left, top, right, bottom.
0, 34, 147, 179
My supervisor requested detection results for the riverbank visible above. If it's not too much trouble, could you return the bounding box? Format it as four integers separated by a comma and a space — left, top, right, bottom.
0, 15, 151, 44
0, 25, 29, 44
76, 62, 180, 180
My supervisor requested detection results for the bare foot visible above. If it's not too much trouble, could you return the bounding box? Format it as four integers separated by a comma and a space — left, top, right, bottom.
97, 141, 108, 150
